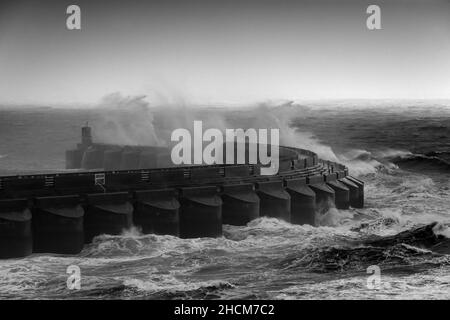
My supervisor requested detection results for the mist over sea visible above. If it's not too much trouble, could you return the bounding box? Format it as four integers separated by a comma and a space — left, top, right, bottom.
0, 100, 449, 299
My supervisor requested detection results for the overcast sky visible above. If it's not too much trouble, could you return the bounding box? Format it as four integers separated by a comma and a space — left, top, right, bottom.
0, 0, 449, 105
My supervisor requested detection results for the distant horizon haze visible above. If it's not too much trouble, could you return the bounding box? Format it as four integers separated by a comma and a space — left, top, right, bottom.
0, 0, 449, 105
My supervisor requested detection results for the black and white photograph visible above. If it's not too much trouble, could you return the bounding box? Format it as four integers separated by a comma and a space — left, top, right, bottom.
0, 0, 449, 308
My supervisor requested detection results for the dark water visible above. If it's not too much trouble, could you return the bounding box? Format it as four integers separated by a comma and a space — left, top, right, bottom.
0, 103, 449, 299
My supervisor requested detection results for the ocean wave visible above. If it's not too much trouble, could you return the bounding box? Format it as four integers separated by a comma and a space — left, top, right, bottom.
392, 153, 450, 172
78, 218, 344, 261
417, 124, 448, 131
274, 266, 450, 300
277, 243, 445, 273
424, 151, 450, 159
276, 229, 449, 274
273, 222, 450, 274
335, 147, 450, 177
362, 222, 450, 251
335, 148, 404, 176
122, 278, 234, 299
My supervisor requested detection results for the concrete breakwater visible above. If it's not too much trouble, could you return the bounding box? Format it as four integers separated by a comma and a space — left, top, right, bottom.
0, 127, 363, 259
0, 157, 363, 259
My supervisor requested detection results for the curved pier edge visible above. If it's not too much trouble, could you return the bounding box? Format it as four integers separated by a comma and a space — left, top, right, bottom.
307, 175, 335, 214
84, 192, 133, 243
179, 186, 223, 239
1, 144, 365, 258
133, 189, 180, 236
221, 183, 260, 226
285, 177, 316, 226
344, 174, 365, 208
256, 181, 291, 222
33, 195, 84, 254
336, 172, 361, 208
325, 173, 350, 210
0, 199, 33, 259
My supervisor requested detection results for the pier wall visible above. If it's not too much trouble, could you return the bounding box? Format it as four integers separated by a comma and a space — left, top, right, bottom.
0, 146, 363, 258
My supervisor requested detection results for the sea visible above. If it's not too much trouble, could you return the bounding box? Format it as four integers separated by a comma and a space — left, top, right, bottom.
0, 100, 449, 300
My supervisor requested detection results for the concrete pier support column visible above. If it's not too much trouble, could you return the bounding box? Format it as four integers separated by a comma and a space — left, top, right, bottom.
325, 173, 350, 209
345, 176, 364, 208
307, 175, 335, 214
0, 199, 32, 259
336, 172, 361, 208
221, 184, 260, 226
179, 186, 222, 238
33, 195, 84, 254
84, 192, 133, 243
285, 178, 316, 226
256, 181, 291, 222
134, 189, 180, 236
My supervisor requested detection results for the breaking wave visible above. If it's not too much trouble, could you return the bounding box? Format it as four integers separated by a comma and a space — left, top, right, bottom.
392, 153, 450, 172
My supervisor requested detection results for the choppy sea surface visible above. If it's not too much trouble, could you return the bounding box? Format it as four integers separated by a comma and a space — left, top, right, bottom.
0, 102, 449, 300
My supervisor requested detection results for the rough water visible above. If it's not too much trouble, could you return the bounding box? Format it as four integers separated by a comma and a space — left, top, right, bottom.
0, 102, 449, 300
